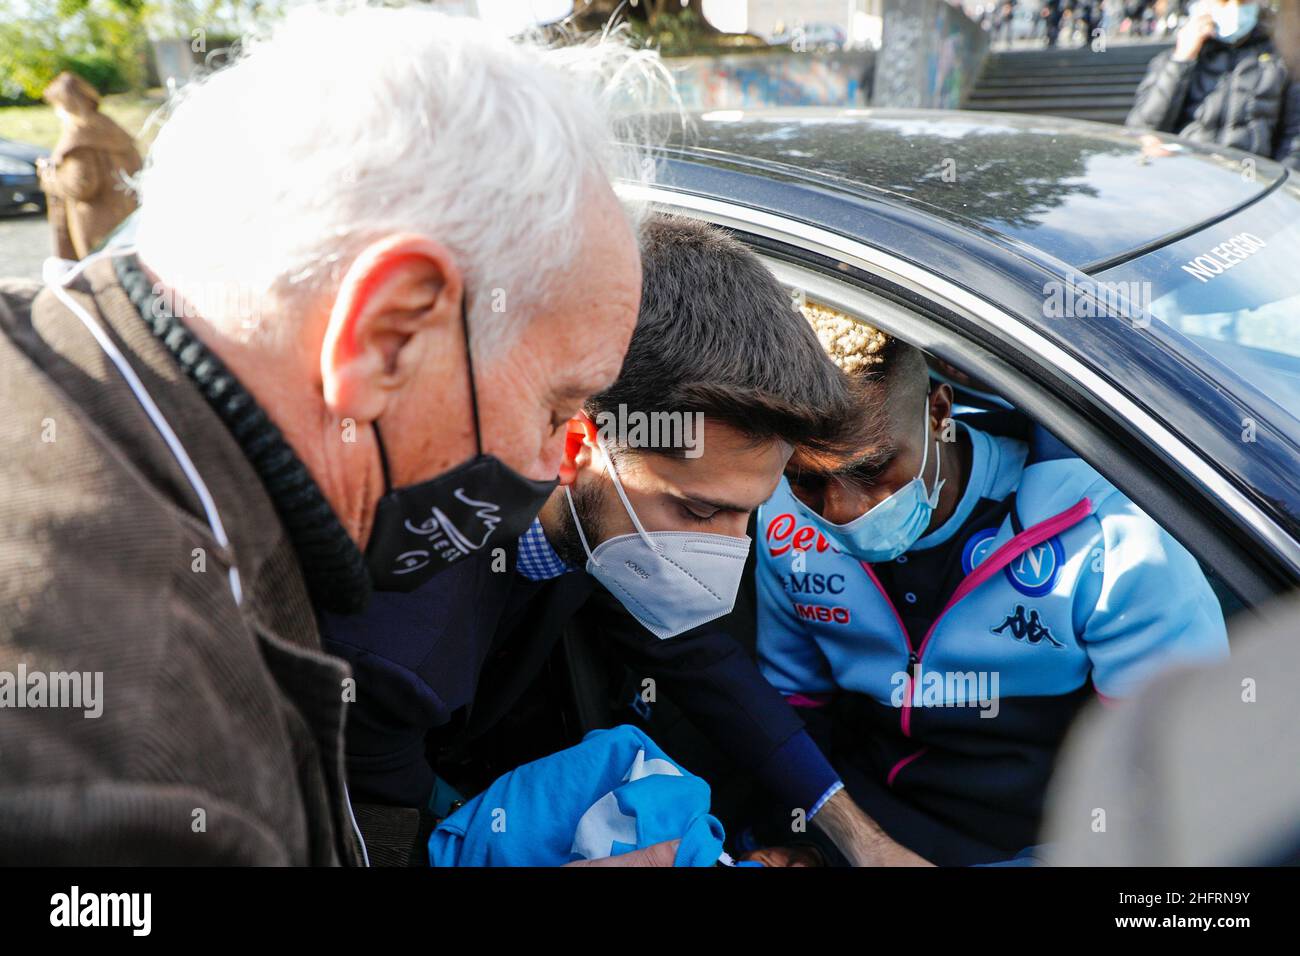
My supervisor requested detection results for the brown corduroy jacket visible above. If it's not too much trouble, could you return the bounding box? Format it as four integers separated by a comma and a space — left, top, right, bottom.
0, 259, 362, 865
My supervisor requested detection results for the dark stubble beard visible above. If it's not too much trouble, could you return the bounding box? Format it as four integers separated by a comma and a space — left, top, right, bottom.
553, 479, 607, 569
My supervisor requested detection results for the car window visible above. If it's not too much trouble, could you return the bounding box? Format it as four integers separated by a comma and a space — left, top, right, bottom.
1097, 180, 1300, 434
758, 247, 1286, 611
793, 290, 1244, 625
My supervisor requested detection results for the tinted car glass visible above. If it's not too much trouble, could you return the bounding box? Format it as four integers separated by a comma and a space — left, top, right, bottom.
1097, 179, 1300, 442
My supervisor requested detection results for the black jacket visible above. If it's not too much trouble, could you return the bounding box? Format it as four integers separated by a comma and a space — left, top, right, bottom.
1126, 25, 1300, 169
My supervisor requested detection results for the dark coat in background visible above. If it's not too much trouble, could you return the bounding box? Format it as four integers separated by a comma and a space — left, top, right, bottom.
1126, 24, 1300, 169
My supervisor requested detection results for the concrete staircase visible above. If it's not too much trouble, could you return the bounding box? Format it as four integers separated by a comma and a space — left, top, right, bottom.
965, 43, 1172, 125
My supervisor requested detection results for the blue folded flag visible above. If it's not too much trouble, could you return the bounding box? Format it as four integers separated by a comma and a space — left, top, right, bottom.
429, 725, 726, 867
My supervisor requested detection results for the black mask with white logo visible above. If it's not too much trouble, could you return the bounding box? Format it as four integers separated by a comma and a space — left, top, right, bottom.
364, 300, 557, 591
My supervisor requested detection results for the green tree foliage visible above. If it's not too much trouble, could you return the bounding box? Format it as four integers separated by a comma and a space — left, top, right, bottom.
0, 0, 147, 99
573, 1, 766, 57
0, 0, 286, 101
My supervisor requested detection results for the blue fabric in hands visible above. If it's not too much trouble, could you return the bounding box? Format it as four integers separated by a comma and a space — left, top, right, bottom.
428, 724, 725, 866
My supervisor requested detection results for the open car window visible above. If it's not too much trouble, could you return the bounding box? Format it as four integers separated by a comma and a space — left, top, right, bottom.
763, 258, 1252, 624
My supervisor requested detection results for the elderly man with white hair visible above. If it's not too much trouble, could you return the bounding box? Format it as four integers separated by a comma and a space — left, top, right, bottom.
0, 5, 649, 864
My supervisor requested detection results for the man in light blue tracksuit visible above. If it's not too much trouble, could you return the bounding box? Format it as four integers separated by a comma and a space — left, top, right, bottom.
755, 309, 1229, 865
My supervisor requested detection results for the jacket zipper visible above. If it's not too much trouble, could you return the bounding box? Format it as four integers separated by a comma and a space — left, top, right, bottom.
859, 497, 1093, 741
856, 560, 918, 735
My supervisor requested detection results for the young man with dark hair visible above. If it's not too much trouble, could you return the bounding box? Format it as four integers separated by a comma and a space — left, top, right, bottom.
323, 216, 926, 865
755, 303, 1229, 865
545, 214, 877, 597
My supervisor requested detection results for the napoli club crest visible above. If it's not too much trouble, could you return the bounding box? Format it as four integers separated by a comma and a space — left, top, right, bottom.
962, 527, 1063, 598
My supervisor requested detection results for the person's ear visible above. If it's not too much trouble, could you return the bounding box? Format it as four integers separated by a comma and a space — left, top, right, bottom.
558, 411, 599, 486
320, 234, 463, 425
930, 383, 955, 436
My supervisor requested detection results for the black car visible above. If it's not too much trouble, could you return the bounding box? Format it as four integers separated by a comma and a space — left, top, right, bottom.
619, 107, 1300, 611
0, 137, 48, 215
476, 107, 1300, 814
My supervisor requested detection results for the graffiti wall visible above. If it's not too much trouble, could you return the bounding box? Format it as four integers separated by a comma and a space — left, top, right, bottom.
666, 51, 876, 110
873, 0, 989, 109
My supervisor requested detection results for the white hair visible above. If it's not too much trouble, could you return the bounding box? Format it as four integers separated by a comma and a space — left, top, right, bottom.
133, 2, 670, 353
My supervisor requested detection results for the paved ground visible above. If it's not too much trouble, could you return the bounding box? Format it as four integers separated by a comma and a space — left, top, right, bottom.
0, 211, 53, 282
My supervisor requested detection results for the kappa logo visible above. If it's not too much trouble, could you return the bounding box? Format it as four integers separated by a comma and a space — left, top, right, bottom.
991, 604, 1063, 647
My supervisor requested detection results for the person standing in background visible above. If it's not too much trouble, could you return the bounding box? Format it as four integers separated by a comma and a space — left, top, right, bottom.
1044, 0, 1065, 46
1079, 0, 1100, 43
1126, 0, 1300, 169
37, 71, 142, 260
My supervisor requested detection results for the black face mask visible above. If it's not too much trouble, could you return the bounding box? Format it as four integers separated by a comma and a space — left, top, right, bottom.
364, 301, 558, 591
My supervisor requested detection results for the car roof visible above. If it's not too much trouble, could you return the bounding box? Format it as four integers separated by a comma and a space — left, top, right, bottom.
659, 108, 1287, 272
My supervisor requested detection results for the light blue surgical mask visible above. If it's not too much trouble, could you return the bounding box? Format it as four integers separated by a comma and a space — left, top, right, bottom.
565, 438, 751, 640
1209, 1, 1258, 44
793, 399, 945, 564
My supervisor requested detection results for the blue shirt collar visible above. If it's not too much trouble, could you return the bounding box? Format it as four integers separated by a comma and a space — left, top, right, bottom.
516, 517, 573, 581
